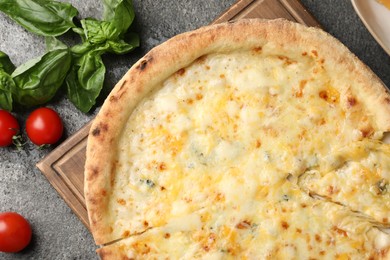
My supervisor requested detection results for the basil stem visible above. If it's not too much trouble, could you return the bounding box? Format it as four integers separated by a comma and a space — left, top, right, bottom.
0, 0, 78, 36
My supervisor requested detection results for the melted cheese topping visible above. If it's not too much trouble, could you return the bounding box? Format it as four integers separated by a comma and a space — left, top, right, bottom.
107, 48, 390, 258
103, 180, 389, 259
378, 0, 390, 10
299, 140, 390, 224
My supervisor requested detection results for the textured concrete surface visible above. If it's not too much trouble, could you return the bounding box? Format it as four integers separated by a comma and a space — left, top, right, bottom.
0, 0, 389, 259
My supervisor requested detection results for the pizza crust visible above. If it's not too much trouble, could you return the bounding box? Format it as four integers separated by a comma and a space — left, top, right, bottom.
84, 18, 390, 246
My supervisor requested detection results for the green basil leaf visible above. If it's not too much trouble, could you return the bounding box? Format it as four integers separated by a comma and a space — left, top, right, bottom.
107, 32, 139, 54
0, 0, 78, 36
0, 50, 16, 74
11, 56, 42, 77
80, 18, 119, 45
108, 39, 138, 54
0, 90, 13, 111
0, 71, 16, 111
109, 0, 135, 37
12, 48, 71, 106
102, 0, 122, 21
66, 50, 106, 113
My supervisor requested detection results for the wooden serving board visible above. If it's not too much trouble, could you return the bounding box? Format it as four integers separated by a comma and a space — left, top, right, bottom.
36, 0, 320, 230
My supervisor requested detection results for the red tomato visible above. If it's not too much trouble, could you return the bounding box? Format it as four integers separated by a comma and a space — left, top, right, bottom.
0, 110, 20, 147
0, 212, 32, 253
26, 107, 63, 146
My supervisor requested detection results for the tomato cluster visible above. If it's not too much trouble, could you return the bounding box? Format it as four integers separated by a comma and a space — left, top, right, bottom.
0, 107, 63, 147
0, 108, 63, 253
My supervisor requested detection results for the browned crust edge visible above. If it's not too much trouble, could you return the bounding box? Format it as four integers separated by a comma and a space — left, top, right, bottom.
84, 18, 390, 245
96, 245, 126, 260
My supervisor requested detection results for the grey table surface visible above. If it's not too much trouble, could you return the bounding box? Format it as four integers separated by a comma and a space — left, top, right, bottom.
0, 0, 389, 259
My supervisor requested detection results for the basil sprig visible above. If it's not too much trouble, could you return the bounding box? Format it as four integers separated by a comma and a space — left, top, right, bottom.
0, 0, 139, 112
66, 0, 139, 112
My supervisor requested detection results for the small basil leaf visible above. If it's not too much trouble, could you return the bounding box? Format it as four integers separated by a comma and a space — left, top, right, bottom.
107, 32, 139, 54
81, 19, 119, 45
45, 36, 68, 51
0, 71, 16, 111
107, 39, 138, 54
110, 0, 135, 37
0, 50, 16, 74
66, 50, 106, 113
0, 0, 78, 36
12, 48, 71, 106
102, 0, 122, 21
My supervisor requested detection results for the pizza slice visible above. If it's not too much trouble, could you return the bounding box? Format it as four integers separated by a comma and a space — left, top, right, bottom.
298, 139, 390, 225
97, 226, 389, 259
97, 180, 390, 259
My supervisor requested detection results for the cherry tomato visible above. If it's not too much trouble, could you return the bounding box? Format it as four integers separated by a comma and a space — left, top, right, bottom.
26, 107, 63, 146
0, 110, 20, 147
0, 212, 32, 253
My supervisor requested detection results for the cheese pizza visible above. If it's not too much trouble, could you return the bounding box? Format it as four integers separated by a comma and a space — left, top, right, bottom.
84, 19, 390, 259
